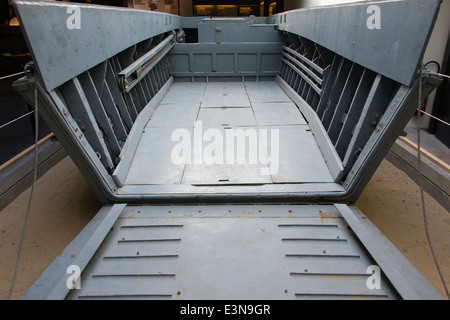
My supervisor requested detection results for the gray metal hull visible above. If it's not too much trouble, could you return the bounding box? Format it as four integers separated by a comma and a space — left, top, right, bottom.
11, 0, 444, 299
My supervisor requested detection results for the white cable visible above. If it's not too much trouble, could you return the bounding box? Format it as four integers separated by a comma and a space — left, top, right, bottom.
423, 70, 450, 79
417, 110, 450, 128
7, 76, 39, 300
0, 111, 35, 130
417, 68, 449, 299
0, 71, 25, 81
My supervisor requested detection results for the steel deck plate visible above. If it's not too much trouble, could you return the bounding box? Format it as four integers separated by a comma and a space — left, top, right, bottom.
147, 102, 200, 128
244, 81, 293, 103
202, 82, 251, 108
196, 107, 257, 128
124, 81, 333, 186
64, 204, 399, 300
125, 127, 189, 185
252, 102, 307, 126
160, 82, 207, 104
261, 125, 333, 183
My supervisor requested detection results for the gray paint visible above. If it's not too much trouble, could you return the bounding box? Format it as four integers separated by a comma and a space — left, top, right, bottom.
11, 0, 445, 300
275, 0, 441, 86
22, 203, 442, 300
13, 0, 180, 91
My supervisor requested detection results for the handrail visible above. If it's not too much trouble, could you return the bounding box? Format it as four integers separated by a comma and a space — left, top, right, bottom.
283, 46, 324, 75
118, 34, 174, 92
282, 50, 323, 85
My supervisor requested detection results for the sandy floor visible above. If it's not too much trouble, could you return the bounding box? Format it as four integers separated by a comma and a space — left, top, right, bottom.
0, 156, 448, 300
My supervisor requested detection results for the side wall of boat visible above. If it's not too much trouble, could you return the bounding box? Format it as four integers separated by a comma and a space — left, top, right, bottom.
11, 0, 442, 203
12, 1, 183, 203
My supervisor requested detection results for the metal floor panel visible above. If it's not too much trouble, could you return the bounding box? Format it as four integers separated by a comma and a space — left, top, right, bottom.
252, 102, 307, 126
124, 81, 333, 186
147, 102, 200, 128
181, 126, 273, 185
160, 82, 207, 104
261, 125, 333, 183
202, 82, 251, 108
244, 81, 293, 103
181, 161, 273, 185
196, 107, 257, 128
125, 127, 189, 185
66, 204, 399, 300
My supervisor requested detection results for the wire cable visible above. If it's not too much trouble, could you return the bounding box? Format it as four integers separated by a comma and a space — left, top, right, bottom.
0, 71, 25, 81
7, 74, 39, 300
0, 110, 35, 130
416, 67, 449, 299
417, 109, 450, 128
423, 69, 450, 79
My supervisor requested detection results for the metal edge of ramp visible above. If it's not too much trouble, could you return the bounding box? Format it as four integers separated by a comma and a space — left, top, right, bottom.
20, 204, 443, 300
20, 204, 126, 300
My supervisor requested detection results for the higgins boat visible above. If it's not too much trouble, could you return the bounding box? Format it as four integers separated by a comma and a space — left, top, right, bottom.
11, 0, 444, 299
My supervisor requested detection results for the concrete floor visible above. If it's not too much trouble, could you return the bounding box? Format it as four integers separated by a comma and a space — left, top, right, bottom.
0, 154, 448, 300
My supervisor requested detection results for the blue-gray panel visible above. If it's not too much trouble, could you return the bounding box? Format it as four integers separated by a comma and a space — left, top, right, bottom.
22, 204, 442, 300
66, 204, 399, 300
13, 0, 180, 91
275, 0, 441, 86
198, 18, 281, 43
168, 43, 282, 77
125, 127, 189, 185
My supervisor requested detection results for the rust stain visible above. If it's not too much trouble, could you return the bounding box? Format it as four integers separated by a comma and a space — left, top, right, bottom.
241, 210, 255, 216
322, 275, 345, 283
319, 210, 333, 223
261, 228, 265, 233
288, 210, 294, 216
127, 210, 141, 219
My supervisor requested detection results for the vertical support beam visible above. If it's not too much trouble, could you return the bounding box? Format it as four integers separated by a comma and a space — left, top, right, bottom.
104, 62, 134, 129
327, 63, 364, 143
123, 92, 139, 121
334, 69, 376, 159
100, 82, 128, 142
316, 55, 340, 114
78, 72, 122, 158
129, 88, 144, 112
146, 70, 157, 96
320, 59, 352, 126
88, 61, 108, 97
60, 78, 114, 170
342, 75, 395, 170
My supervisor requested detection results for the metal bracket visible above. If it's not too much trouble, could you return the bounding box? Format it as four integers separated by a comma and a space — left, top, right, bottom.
215, 27, 222, 44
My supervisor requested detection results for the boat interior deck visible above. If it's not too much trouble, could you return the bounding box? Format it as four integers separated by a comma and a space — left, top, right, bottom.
118, 80, 338, 195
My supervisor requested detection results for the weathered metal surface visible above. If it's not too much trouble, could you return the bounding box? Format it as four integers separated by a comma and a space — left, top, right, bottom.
198, 17, 280, 43
119, 34, 175, 92
275, 0, 441, 86
168, 43, 282, 79
12, 0, 445, 300
21, 204, 442, 300
12, 0, 441, 203
21, 204, 127, 300
13, 0, 181, 91
123, 81, 333, 186
67, 204, 398, 300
